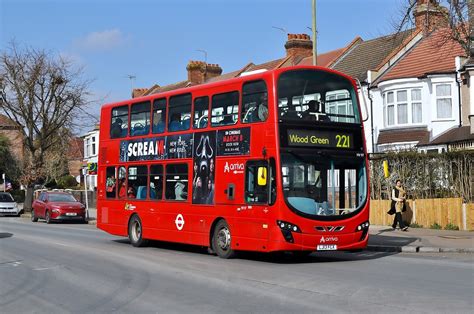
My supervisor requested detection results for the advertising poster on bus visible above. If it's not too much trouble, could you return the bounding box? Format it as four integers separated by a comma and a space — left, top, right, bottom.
192, 131, 216, 204
120, 137, 166, 162
217, 127, 250, 156
167, 134, 193, 159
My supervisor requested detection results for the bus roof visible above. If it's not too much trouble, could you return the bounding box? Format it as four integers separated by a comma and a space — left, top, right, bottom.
101, 65, 356, 110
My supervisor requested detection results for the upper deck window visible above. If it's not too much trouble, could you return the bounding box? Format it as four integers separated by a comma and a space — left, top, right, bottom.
111, 105, 129, 138
152, 98, 166, 134
193, 96, 209, 129
130, 101, 151, 136
277, 70, 360, 124
242, 80, 268, 123
168, 94, 192, 132
211, 91, 239, 127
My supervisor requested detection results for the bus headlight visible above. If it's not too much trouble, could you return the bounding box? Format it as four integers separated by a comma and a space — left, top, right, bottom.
355, 221, 370, 232
277, 220, 301, 233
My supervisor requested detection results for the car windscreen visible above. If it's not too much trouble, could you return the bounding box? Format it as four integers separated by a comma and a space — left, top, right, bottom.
0, 193, 14, 202
48, 194, 78, 202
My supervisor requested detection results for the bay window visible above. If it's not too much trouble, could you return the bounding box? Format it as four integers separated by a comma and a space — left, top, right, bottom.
384, 88, 422, 127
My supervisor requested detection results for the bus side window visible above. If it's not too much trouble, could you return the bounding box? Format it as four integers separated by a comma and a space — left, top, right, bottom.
110, 105, 129, 138
165, 164, 188, 201
105, 167, 116, 198
152, 98, 166, 134
168, 94, 191, 132
211, 91, 239, 127
242, 80, 268, 123
150, 165, 163, 200
245, 160, 268, 204
128, 165, 148, 199
193, 96, 209, 129
130, 101, 150, 136
117, 166, 127, 199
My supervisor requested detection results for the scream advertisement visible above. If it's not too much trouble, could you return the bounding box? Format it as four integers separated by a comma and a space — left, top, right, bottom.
192, 131, 216, 204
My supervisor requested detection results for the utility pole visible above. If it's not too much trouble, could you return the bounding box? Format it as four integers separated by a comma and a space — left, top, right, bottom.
312, 0, 317, 65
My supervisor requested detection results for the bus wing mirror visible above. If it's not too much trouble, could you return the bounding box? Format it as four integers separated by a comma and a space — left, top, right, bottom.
257, 167, 267, 186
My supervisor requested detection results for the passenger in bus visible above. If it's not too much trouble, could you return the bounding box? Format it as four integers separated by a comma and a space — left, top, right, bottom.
221, 113, 235, 125
304, 100, 330, 122
257, 94, 269, 121
127, 186, 136, 199
152, 112, 165, 133
169, 113, 182, 131
118, 179, 127, 198
111, 118, 123, 138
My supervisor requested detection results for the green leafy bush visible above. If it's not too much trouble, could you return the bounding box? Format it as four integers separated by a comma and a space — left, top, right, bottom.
57, 175, 78, 189
444, 223, 460, 230
430, 222, 442, 229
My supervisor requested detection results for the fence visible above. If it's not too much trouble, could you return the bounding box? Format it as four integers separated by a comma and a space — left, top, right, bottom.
370, 198, 474, 231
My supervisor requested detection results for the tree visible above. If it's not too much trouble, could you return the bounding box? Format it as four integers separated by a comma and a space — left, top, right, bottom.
0, 135, 20, 186
0, 42, 93, 211
395, 0, 472, 56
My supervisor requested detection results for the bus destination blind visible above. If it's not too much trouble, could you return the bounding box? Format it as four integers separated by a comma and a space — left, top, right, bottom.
286, 129, 353, 149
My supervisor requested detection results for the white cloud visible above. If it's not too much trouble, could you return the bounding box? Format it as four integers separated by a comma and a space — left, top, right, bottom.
75, 29, 126, 52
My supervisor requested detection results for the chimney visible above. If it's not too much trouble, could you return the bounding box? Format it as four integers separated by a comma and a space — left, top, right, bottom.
285, 33, 313, 58
186, 61, 222, 85
132, 88, 148, 98
414, 0, 449, 34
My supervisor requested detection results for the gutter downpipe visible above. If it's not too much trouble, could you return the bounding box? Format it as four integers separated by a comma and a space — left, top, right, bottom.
368, 84, 375, 153
456, 71, 462, 127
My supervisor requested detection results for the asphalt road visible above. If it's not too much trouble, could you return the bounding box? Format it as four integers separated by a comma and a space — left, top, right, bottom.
1, 217, 473, 313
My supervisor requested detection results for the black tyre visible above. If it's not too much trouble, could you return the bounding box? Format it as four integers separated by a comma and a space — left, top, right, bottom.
128, 215, 148, 247
45, 211, 51, 224
212, 220, 236, 259
31, 209, 38, 222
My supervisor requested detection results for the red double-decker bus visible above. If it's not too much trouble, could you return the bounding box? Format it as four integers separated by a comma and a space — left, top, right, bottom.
97, 66, 369, 258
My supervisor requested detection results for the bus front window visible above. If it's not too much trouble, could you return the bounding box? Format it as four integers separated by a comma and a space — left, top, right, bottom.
281, 152, 367, 218
277, 69, 360, 124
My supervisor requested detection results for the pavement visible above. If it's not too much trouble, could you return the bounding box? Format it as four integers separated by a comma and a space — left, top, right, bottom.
22, 208, 474, 254
368, 225, 474, 254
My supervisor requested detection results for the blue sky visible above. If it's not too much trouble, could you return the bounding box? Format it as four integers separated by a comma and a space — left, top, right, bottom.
1, 0, 406, 126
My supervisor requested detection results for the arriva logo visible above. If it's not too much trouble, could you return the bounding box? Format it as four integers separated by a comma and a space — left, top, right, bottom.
320, 236, 339, 243
224, 161, 244, 174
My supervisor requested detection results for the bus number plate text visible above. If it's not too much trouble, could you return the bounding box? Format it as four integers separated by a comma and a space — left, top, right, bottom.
316, 244, 337, 251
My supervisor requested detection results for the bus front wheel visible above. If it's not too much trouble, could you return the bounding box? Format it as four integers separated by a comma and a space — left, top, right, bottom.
128, 215, 148, 247
212, 220, 236, 259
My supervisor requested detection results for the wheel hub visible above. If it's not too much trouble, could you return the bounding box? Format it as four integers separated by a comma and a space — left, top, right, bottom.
217, 227, 231, 250
132, 221, 141, 241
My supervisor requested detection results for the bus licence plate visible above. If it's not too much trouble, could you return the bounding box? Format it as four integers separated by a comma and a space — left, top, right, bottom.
66, 212, 77, 216
317, 245, 337, 251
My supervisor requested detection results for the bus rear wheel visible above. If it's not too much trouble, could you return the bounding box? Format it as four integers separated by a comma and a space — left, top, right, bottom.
212, 220, 235, 259
128, 215, 148, 247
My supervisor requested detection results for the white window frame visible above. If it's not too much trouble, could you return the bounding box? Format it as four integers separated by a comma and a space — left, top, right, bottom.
435, 83, 452, 119
383, 88, 423, 127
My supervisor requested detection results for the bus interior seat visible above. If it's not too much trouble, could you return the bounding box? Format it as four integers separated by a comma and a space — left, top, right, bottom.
169, 121, 181, 132
181, 118, 190, 129
136, 186, 147, 199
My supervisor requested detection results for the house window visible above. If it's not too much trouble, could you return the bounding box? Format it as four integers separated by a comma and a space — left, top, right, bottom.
436, 84, 452, 119
386, 92, 395, 126
84, 138, 90, 158
384, 88, 422, 127
411, 89, 422, 123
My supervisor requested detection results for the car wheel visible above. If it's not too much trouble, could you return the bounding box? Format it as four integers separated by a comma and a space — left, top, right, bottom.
128, 215, 148, 247
212, 220, 236, 259
31, 209, 38, 222
45, 210, 51, 224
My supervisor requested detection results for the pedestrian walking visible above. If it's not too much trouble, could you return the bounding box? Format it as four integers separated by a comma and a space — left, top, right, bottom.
391, 179, 408, 231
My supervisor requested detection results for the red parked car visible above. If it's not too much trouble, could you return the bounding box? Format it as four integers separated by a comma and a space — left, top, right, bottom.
31, 191, 86, 223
